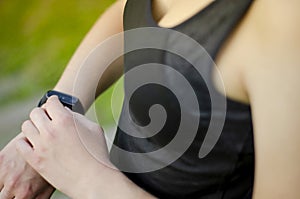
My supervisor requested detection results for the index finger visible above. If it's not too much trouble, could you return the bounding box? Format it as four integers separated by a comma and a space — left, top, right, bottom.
29, 108, 51, 132
44, 95, 68, 121
0, 186, 14, 199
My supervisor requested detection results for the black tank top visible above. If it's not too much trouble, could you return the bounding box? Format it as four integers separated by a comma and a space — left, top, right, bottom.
110, 0, 254, 198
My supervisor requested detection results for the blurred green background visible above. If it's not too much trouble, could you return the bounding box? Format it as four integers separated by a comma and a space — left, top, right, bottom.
0, 0, 122, 131
0, 1, 121, 197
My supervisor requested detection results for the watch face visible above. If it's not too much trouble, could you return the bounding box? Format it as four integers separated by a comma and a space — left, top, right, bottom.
39, 90, 84, 114
46, 90, 78, 107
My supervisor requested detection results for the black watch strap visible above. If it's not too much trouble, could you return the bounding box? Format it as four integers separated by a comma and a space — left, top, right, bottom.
38, 90, 84, 114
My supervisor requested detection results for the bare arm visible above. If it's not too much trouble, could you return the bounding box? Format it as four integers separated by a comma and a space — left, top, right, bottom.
54, 0, 126, 111
248, 49, 300, 198
244, 2, 300, 197
0, 1, 126, 199
17, 96, 156, 199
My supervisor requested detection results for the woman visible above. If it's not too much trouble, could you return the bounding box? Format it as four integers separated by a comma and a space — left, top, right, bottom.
1, 0, 299, 198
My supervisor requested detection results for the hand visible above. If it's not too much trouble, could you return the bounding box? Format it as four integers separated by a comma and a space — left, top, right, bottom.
16, 96, 114, 198
0, 133, 55, 199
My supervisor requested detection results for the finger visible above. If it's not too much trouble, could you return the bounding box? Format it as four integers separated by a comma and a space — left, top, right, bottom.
21, 120, 39, 148
44, 96, 68, 121
29, 108, 51, 133
0, 186, 14, 199
64, 107, 82, 119
15, 138, 35, 165
35, 187, 55, 199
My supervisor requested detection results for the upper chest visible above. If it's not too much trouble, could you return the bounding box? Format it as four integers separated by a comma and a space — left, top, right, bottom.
152, 0, 215, 28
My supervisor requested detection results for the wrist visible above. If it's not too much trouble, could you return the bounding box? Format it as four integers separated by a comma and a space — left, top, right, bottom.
38, 90, 85, 114
53, 84, 90, 112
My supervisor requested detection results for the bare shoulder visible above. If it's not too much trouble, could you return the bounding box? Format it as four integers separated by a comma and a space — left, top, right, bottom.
248, 1, 300, 55
241, 0, 300, 88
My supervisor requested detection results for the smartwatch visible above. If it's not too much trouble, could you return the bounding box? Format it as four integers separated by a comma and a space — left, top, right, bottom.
38, 90, 84, 114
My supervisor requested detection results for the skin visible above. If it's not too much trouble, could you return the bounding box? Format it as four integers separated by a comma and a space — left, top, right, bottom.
17, 96, 153, 199
0, 1, 125, 199
1, 0, 300, 198
0, 135, 55, 199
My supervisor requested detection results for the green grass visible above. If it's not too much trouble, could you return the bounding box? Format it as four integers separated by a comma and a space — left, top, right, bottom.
0, 0, 122, 126
0, 0, 114, 78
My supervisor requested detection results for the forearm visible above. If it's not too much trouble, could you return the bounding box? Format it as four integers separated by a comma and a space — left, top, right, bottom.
54, 0, 124, 112
79, 164, 156, 199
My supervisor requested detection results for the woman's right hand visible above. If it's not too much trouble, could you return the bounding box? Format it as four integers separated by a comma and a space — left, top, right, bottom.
0, 133, 55, 199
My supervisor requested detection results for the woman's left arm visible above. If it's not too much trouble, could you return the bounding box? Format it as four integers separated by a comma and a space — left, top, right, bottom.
244, 2, 300, 197
247, 54, 300, 198
15, 96, 155, 199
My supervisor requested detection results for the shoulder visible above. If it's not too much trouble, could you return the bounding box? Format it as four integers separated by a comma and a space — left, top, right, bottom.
241, 1, 300, 88
248, 1, 300, 52
242, 3, 300, 198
